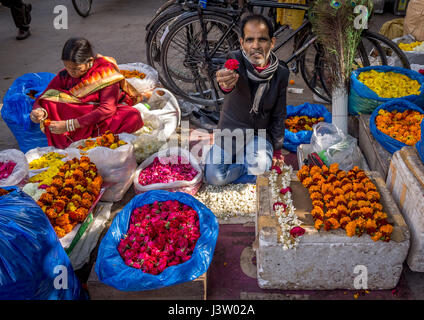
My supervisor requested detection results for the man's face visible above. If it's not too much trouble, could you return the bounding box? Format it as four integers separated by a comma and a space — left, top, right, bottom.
240, 21, 276, 67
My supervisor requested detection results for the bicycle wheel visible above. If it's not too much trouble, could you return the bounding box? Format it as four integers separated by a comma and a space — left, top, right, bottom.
72, 0, 92, 17
160, 13, 240, 107
145, 8, 185, 84
299, 30, 411, 102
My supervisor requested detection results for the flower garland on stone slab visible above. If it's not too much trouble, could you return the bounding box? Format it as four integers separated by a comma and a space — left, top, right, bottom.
194, 183, 256, 220
269, 165, 305, 250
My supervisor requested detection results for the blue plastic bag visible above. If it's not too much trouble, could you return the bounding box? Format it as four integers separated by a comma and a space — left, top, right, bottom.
0, 186, 85, 300
349, 66, 424, 115
1, 73, 55, 153
283, 103, 332, 152
416, 118, 424, 164
95, 190, 219, 291
369, 99, 424, 154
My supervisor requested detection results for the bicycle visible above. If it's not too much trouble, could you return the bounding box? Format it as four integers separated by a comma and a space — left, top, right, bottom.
72, 0, 92, 17
154, 0, 410, 107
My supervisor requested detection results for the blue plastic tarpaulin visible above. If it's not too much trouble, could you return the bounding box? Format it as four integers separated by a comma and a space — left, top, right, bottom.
95, 190, 219, 291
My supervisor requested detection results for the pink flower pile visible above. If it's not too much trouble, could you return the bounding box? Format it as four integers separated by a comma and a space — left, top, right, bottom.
0, 161, 16, 180
118, 200, 201, 275
138, 156, 198, 186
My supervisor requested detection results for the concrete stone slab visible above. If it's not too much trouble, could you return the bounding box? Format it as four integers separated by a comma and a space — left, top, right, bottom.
358, 114, 392, 180
87, 264, 207, 300
256, 171, 410, 290
387, 146, 424, 272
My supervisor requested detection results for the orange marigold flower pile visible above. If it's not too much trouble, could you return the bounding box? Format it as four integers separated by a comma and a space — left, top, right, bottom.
119, 69, 146, 79
285, 116, 325, 133
0, 188, 10, 196
297, 163, 393, 242
375, 109, 424, 145
78, 131, 127, 151
36, 156, 103, 238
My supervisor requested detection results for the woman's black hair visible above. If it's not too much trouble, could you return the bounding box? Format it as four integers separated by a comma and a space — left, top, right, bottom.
61, 38, 94, 64
240, 14, 274, 39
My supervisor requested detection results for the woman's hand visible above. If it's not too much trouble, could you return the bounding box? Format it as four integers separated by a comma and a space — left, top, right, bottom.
30, 108, 46, 123
272, 155, 285, 168
48, 120, 68, 135
216, 68, 239, 90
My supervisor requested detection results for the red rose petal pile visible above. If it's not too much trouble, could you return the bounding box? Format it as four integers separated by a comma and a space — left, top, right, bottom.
0, 161, 16, 180
118, 200, 201, 275
138, 156, 198, 186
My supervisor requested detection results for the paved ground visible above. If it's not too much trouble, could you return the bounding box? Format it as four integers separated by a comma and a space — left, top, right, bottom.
1, 0, 424, 300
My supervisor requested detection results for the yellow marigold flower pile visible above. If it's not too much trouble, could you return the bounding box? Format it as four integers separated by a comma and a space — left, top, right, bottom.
78, 131, 127, 151
297, 163, 393, 242
285, 116, 325, 133
29, 152, 66, 170
376, 109, 424, 145
35, 156, 103, 238
358, 70, 421, 98
398, 41, 423, 52
29, 160, 65, 187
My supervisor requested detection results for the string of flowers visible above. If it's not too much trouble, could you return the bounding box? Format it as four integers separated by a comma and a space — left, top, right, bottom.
269, 165, 305, 250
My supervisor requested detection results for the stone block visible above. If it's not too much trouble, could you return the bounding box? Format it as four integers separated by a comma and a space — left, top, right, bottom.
387, 146, 424, 272
358, 114, 392, 180
256, 172, 410, 290
87, 264, 207, 300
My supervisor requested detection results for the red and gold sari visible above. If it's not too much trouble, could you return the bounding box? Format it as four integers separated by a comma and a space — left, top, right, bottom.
35, 55, 143, 149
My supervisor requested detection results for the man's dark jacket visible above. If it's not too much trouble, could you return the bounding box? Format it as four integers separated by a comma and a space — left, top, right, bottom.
217, 50, 289, 155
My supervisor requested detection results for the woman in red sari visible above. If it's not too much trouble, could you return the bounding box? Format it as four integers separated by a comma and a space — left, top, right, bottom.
30, 38, 143, 148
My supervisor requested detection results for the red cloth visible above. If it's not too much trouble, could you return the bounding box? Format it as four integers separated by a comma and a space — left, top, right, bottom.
35, 59, 143, 149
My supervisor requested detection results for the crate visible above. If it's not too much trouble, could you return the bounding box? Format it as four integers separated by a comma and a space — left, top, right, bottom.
87, 264, 207, 300
387, 146, 424, 272
255, 171, 410, 290
358, 114, 392, 180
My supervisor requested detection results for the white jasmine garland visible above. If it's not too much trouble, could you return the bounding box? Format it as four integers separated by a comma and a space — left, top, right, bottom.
195, 183, 256, 220
269, 165, 303, 250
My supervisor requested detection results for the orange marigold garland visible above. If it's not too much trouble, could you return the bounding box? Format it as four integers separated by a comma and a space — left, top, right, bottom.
36, 156, 103, 238
297, 164, 393, 242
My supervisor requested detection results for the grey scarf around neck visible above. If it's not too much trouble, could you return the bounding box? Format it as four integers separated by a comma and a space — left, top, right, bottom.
241, 49, 279, 115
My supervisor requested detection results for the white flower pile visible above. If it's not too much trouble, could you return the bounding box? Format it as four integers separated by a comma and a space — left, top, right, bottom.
268, 165, 302, 250
413, 42, 424, 52
195, 183, 256, 220
133, 122, 166, 163
22, 183, 46, 201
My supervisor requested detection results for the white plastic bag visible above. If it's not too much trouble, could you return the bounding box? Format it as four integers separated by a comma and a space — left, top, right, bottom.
118, 62, 159, 93
68, 202, 112, 270
132, 104, 168, 163
133, 147, 203, 195
146, 88, 181, 139
69, 133, 138, 202
310, 122, 345, 154
310, 123, 361, 171
25, 146, 80, 177
0, 149, 29, 187
391, 35, 424, 66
